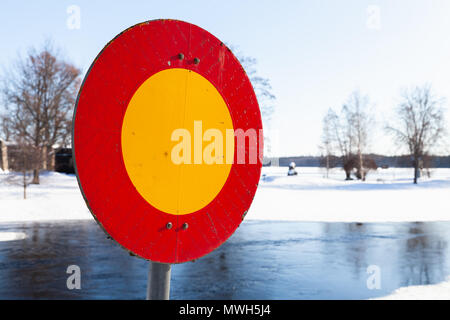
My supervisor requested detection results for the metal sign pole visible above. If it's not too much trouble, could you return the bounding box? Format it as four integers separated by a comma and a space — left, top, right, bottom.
146, 262, 172, 300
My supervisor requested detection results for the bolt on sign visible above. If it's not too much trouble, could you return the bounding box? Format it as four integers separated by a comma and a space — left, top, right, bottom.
73, 20, 263, 263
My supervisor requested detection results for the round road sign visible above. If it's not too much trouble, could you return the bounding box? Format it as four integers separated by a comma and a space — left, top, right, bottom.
73, 19, 263, 263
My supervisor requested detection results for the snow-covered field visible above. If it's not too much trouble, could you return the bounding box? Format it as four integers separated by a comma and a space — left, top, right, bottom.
1, 166, 450, 223
0, 170, 91, 223
249, 166, 450, 222
374, 277, 450, 300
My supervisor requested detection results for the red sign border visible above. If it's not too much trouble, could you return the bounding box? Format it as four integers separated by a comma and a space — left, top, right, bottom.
72, 19, 263, 263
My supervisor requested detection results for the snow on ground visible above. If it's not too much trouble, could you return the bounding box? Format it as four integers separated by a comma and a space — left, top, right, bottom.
0, 231, 27, 242
0, 171, 91, 223
373, 277, 450, 300
1, 166, 450, 223
247, 167, 450, 222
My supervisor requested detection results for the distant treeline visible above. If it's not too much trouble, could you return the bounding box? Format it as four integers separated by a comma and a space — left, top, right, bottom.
266, 155, 450, 168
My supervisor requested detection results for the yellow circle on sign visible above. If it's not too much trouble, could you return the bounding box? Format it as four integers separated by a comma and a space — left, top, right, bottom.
121, 68, 234, 215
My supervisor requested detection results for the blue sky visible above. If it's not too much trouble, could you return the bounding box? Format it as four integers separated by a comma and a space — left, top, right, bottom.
1, 0, 450, 156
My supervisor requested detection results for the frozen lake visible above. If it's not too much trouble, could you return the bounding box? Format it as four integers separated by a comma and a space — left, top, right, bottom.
1, 220, 449, 299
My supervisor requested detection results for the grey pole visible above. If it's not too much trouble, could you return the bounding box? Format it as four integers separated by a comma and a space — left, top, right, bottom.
146, 262, 172, 300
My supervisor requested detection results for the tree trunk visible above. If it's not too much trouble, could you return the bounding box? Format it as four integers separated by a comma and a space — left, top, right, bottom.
359, 152, 365, 181
358, 151, 366, 181
32, 168, 40, 184
413, 157, 419, 184
42, 145, 47, 170
31, 145, 41, 184
345, 169, 352, 180
23, 170, 27, 199
414, 167, 419, 184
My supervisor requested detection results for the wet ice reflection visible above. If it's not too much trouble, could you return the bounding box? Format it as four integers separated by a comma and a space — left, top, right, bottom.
0, 220, 449, 299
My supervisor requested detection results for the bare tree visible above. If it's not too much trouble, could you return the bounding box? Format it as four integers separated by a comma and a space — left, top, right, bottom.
387, 84, 447, 184
234, 49, 276, 162
321, 108, 336, 178
1, 42, 81, 184
321, 91, 373, 180
236, 54, 275, 124
325, 107, 354, 180
5, 136, 36, 199
344, 91, 372, 181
